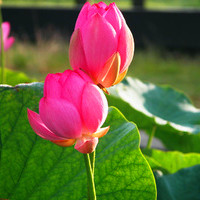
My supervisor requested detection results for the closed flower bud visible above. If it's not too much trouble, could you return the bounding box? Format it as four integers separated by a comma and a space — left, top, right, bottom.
27, 69, 109, 154
69, 2, 134, 88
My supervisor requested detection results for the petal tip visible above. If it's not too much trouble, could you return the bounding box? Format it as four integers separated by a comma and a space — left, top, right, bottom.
51, 139, 76, 147
75, 137, 98, 154
92, 126, 110, 138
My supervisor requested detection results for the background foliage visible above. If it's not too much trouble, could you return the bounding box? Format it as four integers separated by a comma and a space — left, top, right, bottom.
6, 40, 200, 108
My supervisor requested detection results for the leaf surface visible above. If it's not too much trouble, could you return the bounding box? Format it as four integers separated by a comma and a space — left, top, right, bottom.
1, 68, 34, 85
155, 165, 200, 200
143, 148, 200, 174
107, 77, 200, 152
0, 83, 156, 200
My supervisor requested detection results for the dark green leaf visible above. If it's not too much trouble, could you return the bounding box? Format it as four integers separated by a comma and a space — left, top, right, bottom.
107, 77, 200, 152
0, 83, 156, 200
155, 165, 200, 200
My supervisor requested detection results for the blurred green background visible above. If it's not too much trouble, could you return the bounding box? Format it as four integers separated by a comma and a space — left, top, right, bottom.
6, 38, 200, 108
2, 0, 200, 108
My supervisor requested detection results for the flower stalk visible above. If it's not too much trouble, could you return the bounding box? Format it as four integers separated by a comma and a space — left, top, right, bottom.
89, 151, 95, 175
146, 126, 157, 149
84, 153, 96, 200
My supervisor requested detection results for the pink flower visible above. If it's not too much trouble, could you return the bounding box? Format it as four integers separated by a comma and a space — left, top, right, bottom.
69, 2, 134, 88
27, 69, 109, 154
1, 22, 15, 51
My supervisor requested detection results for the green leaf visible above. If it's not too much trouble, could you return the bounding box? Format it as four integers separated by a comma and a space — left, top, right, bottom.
1, 68, 35, 85
143, 148, 200, 174
155, 165, 200, 200
107, 77, 200, 152
0, 83, 156, 200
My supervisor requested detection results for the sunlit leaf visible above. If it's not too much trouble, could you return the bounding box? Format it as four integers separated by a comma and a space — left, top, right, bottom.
143, 148, 200, 174
0, 83, 156, 200
0, 68, 34, 85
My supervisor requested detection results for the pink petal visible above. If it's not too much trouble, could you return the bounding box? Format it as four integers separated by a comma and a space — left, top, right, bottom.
105, 5, 122, 34
58, 70, 71, 85
96, 2, 107, 9
111, 2, 126, 24
117, 21, 134, 73
69, 29, 87, 70
81, 13, 118, 80
75, 136, 98, 154
27, 109, 65, 141
75, 69, 93, 83
81, 83, 108, 133
43, 73, 62, 98
75, 2, 91, 30
2, 22, 10, 40
61, 70, 87, 111
87, 4, 106, 18
91, 126, 110, 138
4, 36, 15, 51
39, 97, 82, 139
51, 139, 76, 147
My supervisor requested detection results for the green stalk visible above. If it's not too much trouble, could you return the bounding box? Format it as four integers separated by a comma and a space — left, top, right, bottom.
83, 153, 96, 200
146, 126, 157, 149
89, 151, 95, 175
0, 7, 5, 84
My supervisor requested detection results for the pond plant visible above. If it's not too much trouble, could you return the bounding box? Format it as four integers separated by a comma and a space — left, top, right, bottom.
0, 1, 200, 200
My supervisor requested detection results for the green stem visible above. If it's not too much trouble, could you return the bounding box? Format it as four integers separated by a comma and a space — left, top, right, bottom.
83, 153, 96, 200
0, 7, 5, 84
146, 126, 157, 149
89, 151, 95, 175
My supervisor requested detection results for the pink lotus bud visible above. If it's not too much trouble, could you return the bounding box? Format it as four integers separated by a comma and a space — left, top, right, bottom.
27, 69, 109, 154
69, 2, 134, 88
1, 22, 15, 51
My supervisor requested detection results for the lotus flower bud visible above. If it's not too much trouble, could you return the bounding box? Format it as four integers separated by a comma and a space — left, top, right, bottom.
1, 22, 15, 51
27, 69, 109, 154
69, 2, 134, 88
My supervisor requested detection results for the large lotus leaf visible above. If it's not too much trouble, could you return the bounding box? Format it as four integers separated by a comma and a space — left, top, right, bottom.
143, 148, 200, 174
0, 68, 34, 85
155, 165, 200, 200
107, 77, 200, 152
0, 83, 156, 200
